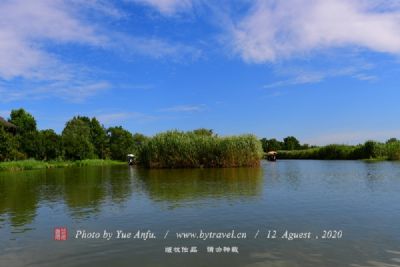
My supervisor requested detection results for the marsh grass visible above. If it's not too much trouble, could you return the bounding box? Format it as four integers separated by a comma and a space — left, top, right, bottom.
138, 131, 263, 168
277, 141, 400, 161
0, 159, 125, 172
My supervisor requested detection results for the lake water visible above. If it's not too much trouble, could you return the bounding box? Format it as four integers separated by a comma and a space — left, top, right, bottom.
1, 160, 400, 267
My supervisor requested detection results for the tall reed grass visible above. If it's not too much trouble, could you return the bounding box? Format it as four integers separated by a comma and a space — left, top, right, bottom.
137, 131, 263, 168
277, 141, 400, 161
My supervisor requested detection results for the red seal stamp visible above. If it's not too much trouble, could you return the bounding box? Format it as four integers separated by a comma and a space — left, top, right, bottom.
54, 227, 68, 241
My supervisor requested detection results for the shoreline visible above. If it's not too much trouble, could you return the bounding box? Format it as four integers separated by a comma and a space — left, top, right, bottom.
0, 159, 126, 172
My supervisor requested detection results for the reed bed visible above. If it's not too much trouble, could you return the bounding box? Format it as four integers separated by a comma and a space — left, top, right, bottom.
277, 141, 400, 161
137, 131, 263, 168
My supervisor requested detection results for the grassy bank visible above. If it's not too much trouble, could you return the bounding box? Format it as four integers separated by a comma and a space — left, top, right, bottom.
276, 141, 400, 161
137, 130, 263, 168
0, 159, 125, 172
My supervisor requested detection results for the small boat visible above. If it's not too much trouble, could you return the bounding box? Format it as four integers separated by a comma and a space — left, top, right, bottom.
266, 151, 277, 161
127, 154, 135, 165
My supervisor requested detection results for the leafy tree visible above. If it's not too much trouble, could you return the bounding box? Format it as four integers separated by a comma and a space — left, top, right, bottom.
73, 116, 109, 159
9, 109, 37, 133
62, 117, 95, 160
89, 118, 109, 159
386, 138, 398, 144
260, 138, 283, 152
36, 129, 63, 160
0, 126, 19, 161
283, 136, 301, 150
9, 109, 38, 158
108, 126, 135, 160
362, 140, 385, 159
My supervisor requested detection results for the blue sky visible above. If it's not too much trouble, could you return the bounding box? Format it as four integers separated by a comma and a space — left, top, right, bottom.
1, 0, 400, 145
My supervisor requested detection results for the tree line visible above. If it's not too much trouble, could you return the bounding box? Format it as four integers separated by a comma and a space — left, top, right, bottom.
260, 136, 314, 152
0, 109, 146, 161
260, 136, 400, 160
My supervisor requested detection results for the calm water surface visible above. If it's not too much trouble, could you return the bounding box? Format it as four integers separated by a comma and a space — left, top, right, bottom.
0, 160, 399, 267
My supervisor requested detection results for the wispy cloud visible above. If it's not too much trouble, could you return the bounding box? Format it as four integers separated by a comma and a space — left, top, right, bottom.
113, 34, 202, 61
353, 73, 378, 81
0, 81, 110, 103
229, 0, 400, 63
264, 58, 376, 88
96, 112, 158, 125
160, 104, 207, 112
130, 0, 194, 15
264, 72, 324, 88
0, 0, 203, 102
0, 0, 107, 80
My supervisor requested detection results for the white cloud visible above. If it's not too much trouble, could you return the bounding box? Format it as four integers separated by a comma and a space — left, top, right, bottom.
131, 0, 193, 15
0, 0, 202, 102
160, 104, 206, 112
230, 0, 400, 63
0, 0, 107, 80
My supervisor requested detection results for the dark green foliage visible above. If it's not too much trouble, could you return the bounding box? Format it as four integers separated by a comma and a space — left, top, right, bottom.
386, 138, 398, 144
62, 117, 95, 160
108, 126, 135, 161
138, 130, 263, 168
9, 109, 38, 158
0, 109, 151, 163
0, 126, 20, 161
283, 136, 301, 150
36, 130, 63, 160
260, 138, 283, 152
9, 109, 37, 133
88, 118, 109, 159
73, 116, 109, 159
386, 141, 400, 160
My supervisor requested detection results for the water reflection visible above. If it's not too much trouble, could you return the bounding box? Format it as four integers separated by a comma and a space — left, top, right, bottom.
135, 167, 263, 203
1, 161, 400, 267
0, 166, 133, 227
0, 166, 263, 228
0, 171, 39, 227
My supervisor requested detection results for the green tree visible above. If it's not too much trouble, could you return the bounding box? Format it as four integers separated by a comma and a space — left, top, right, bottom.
362, 140, 384, 159
283, 136, 301, 150
62, 117, 95, 160
260, 138, 283, 152
89, 118, 109, 159
73, 116, 109, 159
108, 126, 135, 160
386, 138, 398, 144
9, 109, 38, 158
36, 129, 63, 160
0, 126, 19, 161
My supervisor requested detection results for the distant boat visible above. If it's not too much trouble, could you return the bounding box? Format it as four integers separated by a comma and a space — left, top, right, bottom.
266, 151, 277, 161
127, 154, 135, 165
